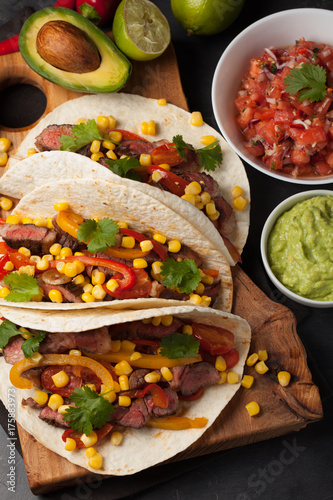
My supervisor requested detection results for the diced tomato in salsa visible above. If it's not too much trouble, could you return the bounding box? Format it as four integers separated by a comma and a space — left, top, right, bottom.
235, 37, 333, 177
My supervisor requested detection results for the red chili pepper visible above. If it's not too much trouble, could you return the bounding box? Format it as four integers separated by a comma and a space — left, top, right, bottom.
179, 387, 204, 401
76, 0, 121, 27
134, 384, 169, 408
119, 228, 168, 261
146, 165, 189, 197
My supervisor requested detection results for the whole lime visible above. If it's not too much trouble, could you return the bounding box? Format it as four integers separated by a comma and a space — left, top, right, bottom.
171, 0, 245, 36
112, 0, 171, 61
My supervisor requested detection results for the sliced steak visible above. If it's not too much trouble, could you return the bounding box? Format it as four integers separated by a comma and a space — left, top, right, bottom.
115, 398, 150, 429
21, 367, 45, 388
35, 124, 74, 152
145, 388, 178, 418
3, 337, 24, 364
127, 318, 184, 340
171, 362, 220, 397
0, 223, 57, 255
22, 397, 47, 409
203, 281, 221, 307
172, 149, 200, 174
38, 276, 84, 303
115, 139, 167, 159
149, 280, 164, 298
39, 327, 112, 354
158, 287, 189, 301
38, 406, 69, 428
128, 369, 150, 390
168, 244, 202, 268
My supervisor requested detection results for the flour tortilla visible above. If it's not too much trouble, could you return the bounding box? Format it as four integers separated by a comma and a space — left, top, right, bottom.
0, 304, 251, 475
4, 93, 250, 265
1, 177, 233, 312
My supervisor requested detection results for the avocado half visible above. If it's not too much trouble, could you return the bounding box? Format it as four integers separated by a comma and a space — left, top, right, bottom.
19, 7, 131, 93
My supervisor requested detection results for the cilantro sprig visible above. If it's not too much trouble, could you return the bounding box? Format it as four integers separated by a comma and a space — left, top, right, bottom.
0, 319, 46, 358
283, 63, 327, 102
172, 134, 222, 172
161, 258, 201, 294
77, 217, 119, 253
63, 386, 115, 436
159, 331, 200, 359
59, 119, 106, 152
3, 273, 40, 302
104, 156, 143, 181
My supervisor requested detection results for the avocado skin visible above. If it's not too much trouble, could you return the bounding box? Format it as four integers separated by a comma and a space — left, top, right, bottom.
19, 7, 131, 93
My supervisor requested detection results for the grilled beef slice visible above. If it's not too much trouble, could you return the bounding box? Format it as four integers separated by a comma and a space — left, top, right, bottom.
170, 362, 220, 397
35, 124, 74, 151
168, 244, 202, 268
145, 388, 178, 418
51, 215, 85, 252
39, 327, 112, 354
3, 337, 25, 364
114, 398, 150, 429
128, 369, 150, 390
0, 223, 57, 255
21, 367, 45, 388
22, 397, 47, 409
38, 276, 84, 303
38, 406, 69, 428
126, 318, 185, 340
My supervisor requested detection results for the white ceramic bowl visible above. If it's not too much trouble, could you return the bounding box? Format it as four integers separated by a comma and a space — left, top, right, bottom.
212, 8, 333, 184
260, 190, 333, 308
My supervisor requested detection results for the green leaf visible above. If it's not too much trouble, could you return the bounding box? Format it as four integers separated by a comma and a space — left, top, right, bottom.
21, 330, 46, 358
161, 258, 201, 294
3, 273, 40, 303
0, 319, 21, 349
172, 134, 222, 172
159, 332, 200, 359
104, 157, 143, 182
283, 63, 327, 102
59, 119, 105, 152
63, 386, 115, 436
0, 320, 46, 358
77, 217, 119, 253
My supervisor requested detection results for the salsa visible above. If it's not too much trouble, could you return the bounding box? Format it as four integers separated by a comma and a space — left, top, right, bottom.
235, 38, 333, 177
267, 195, 333, 301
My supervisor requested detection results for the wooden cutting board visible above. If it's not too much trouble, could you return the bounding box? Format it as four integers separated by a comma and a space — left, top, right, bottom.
0, 43, 323, 495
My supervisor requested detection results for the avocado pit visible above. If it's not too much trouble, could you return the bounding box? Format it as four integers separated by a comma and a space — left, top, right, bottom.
36, 20, 101, 73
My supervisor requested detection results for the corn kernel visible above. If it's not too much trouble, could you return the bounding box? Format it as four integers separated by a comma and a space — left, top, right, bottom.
195, 282, 205, 294
152, 261, 163, 275
115, 360, 133, 376
206, 201, 217, 215
52, 370, 69, 387
74, 251, 85, 256
231, 185, 243, 198
17, 247, 31, 258
6, 215, 20, 225
96, 115, 109, 130
161, 366, 173, 381
195, 201, 204, 210
106, 149, 117, 160
101, 385, 116, 403
33, 217, 47, 227
54, 202, 69, 211
91, 152, 104, 161
215, 356, 227, 372
110, 431, 123, 446
233, 196, 248, 211
200, 192, 211, 205
109, 130, 122, 143
42, 254, 53, 262
56, 261, 66, 273
49, 243, 62, 256
161, 315, 173, 326
201, 274, 214, 285
111, 340, 121, 352
92, 284, 106, 300
200, 135, 216, 146
0, 137, 11, 152
130, 352, 142, 361
118, 395, 131, 407
102, 141, 116, 151
185, 181, 202, 195
58, 404, 71, 414
85, 447, 97, 458
190, 111, 204, 126
73, 274, 85, 286
60, 247, 73, 258
168, 240, 181, 253
144, 371, 161, 383
141, 121, 148, 134
182, 325, 193, 335
29, 255, 41, 264
140, 240, 153, 252
147, 120, 156, 135
119, 375, 129, 391
27, 148, 37, 156
30, 352, 43, 363
258, 350, 268, 361
181, 193, 196, 205
22, 217, 33, 224
81, 431, 98, 447
157, 98, 167, 106
245, 401, 260, 417
36, 259, 49, 271
278, 371, 291, 387
48, 394, 64, 411
227, 372, 239, 384
151, 316, 161, 326
76, 118, 86, 124
69, 349, 81, 356
121, 340, 136, 352
255, 360, 269, 375
65, 438, 77, 451
0, 197, 13, 211
19, 327, 30, 338
33, 390, 49, 405
246, 353, 259, 366
151, 170, 162, 182
219, 371, 227, 384
107, 115, 117, 128
117, 221, 128, 229
158, 163, 170, 171
88, 453, 103, 470
113, 381, 121, 393
209, 211, 220, 223
241, 375, 254, 389
121, 236, 135, 249
3, 261, 14, 271
106, 279, 119, 292
82, 292, 95, 303
0, 151, 8, 166
189, 294, 202, 305
46, 217, 54, 229
133, 258, 148, 269
90, 140, 101, 154
49, 289, 63, 303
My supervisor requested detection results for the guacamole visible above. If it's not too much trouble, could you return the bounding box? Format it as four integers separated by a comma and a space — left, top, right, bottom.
268, 195, 333, 301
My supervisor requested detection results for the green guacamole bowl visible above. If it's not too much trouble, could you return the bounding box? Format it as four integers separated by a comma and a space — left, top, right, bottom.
261, 190, 333, 308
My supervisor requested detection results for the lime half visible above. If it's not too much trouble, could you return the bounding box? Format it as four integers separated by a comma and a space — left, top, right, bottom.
112, 0, 171, 61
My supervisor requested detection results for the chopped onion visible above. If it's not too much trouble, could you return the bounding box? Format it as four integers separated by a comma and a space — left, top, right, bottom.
266, 97, 276, 104
292, 119, 309, 129
263, 66, 275, 81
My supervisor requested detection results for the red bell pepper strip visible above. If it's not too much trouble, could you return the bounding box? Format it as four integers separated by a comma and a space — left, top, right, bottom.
103, 268, 151, 299
0, 241, 44, 273
179, 387, 204, 401
110, 129, 149, 142
0, 254, 10, 280
151, 143, 184, 167
119, 228, 168, 261
49, 255, 136, 291
146, 165, 189, 197
134, 384, 169, 408
62, 422, 113, 448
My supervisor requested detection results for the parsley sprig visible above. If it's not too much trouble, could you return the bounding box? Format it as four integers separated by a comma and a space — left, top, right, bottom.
159, 331, 200, 359
104, 156, 143, 181
59, 119, 107, 152
172, 134, 222, 172
3, 273, 40, 302
161, 258, 201, 294
284, 63, 327, 102
77, 217, 119, 253
63, 386, 115, 436
0, 319, 46, 358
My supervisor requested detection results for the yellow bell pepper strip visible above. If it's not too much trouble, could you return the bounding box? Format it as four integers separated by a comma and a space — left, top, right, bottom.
146, 416, 208, 430
56, 210, 84, 239
83, 350, 202, 369
104, 247, 149, 259
119, 228, 168, 261
9, 354, 114, 390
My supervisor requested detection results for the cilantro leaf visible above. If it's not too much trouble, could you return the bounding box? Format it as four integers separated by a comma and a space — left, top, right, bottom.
63, 386, 115, 436
159, 332, 200, 359
77, 217, 119, 253
283, 63, 327, 102
104, 157, 143, 182
3, 273, 40, 302
161, 258, 201, 294
172, 135, 222, 172
0, 319, 21, 349
21, 330, 46, 358
59, 119, 105, 152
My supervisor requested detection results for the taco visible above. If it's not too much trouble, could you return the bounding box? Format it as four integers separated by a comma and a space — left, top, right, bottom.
3, 93, 250, 265
0, 177, 233, 311
0, 304, 251, 475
